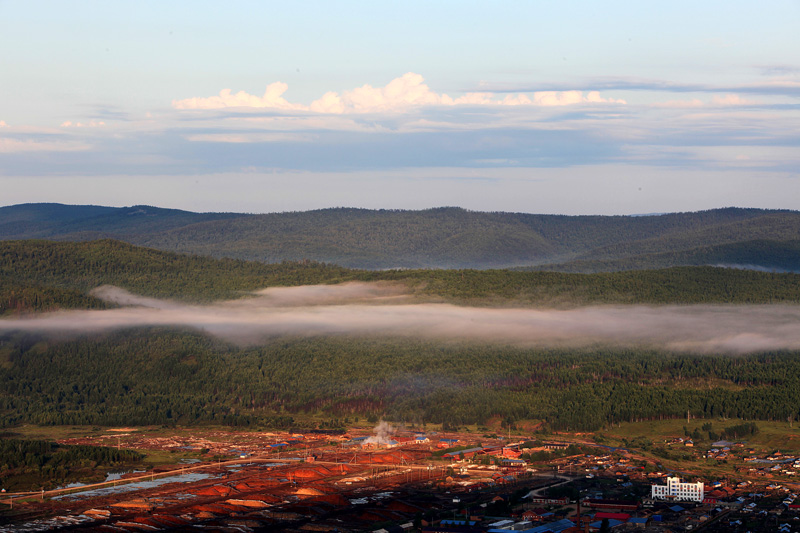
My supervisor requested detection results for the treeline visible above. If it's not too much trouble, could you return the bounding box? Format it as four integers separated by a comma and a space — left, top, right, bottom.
0, 438, 143, 470
689, 421, 760, 442
3, 240, 800, 309
0, 437, 144, 491
1, 330, 799, 431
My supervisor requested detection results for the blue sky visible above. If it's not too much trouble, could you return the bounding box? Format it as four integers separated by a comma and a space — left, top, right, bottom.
1, 1, 799, 214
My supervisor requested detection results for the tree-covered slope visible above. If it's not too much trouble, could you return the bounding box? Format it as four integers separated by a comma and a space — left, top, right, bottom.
2, 240, 800, 314
120, 206, 800, 269
0, 240, 353, 310
2, 240, 800, 432
2, 330, 800, 430
531, 240, 800, 273
1, 204, 798, 270
0, 203, 241, 240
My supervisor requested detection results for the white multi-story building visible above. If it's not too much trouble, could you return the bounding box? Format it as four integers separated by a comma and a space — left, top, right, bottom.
651, 476, 704, 502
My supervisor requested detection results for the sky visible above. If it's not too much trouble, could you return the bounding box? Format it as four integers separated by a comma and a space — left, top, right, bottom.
1, 1, 799, 215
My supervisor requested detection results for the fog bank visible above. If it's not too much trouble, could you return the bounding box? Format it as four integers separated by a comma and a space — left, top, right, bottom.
2, 283, 800, 354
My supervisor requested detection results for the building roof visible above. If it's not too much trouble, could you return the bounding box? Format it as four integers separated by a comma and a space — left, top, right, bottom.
590, 519, 623, 529
518, 518, 575, 533
443, 447, 484, 457
594, 512, 630, 520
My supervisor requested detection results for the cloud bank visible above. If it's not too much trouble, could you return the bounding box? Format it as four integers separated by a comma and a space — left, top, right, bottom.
3, 69, 799, 214
483, 76, 800, 98
2, 283, 800, 355
173, 73, 625, 113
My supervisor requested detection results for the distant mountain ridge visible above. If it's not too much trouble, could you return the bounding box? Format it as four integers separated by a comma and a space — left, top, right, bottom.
1, 203, 798, 271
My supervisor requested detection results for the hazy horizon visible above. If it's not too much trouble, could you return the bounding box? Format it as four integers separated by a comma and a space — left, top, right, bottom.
2, 201, 795, 218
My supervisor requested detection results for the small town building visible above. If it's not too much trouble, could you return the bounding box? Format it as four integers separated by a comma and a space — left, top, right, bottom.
651, 477, 704, 502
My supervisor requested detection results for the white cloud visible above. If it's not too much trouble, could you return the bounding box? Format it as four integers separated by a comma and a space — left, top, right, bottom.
60, 120, 106, 127
173, 82, 304, 110
711, 94, 757, 106
319, 72, 447, 112
0, 138, 90, 153
173, 73, 625, 114
0, 121, 7, 128
652, 93, 758, 108
185, 132, 316, 143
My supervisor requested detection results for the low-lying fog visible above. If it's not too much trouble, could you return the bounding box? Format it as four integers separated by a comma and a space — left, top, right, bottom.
1, 282, 799, 354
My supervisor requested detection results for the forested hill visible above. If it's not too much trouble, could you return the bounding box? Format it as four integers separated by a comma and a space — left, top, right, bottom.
3, 240, 800, 429
1, 203, 799, 271
3, 240, 800, 314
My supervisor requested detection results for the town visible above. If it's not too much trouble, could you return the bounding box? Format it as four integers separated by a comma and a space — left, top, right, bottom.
2, 423, 799, 532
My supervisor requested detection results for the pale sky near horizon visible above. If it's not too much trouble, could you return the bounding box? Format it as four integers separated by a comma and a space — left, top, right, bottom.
1, 1, 799, 215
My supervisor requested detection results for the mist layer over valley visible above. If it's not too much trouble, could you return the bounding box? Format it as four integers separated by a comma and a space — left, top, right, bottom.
3, 240, 800, 431
2, 282, 799, 354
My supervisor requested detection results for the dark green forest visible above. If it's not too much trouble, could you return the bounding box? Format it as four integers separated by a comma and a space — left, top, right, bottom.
2, 329, 799, 432
2, 203, 799, 270
1, 239, 799, 433
0, 438, 144, 491
3, 240, 800, 314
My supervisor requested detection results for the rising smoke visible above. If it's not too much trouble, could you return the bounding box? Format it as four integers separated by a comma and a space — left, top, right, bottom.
364, 421, 397, 446
2, 282, 800, 354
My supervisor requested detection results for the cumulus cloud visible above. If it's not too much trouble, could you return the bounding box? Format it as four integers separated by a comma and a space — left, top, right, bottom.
0, 120, 7, 127
173, 82, 304, 110
173, 73, 625, 114
2, 283, 800, 355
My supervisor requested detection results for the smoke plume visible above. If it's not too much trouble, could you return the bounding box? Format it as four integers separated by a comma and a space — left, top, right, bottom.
364, 421, 397, 446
